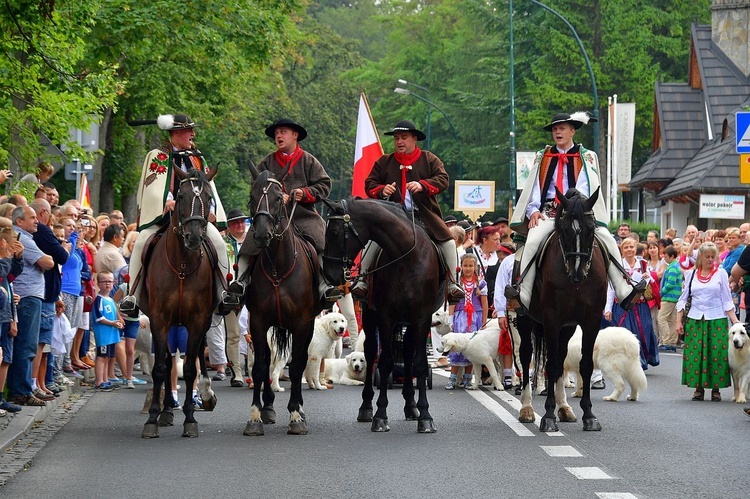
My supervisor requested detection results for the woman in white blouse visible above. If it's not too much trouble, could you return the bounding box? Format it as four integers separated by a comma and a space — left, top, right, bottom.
676, 242, 739, 402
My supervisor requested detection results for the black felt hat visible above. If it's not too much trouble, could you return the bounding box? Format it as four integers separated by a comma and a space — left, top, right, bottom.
157, 114, 200, 131
543, 113, 585, 131
265, 118, 307, 141
226, 208, 248, 222
492, 217, 509, 226
384, 120, 427, 141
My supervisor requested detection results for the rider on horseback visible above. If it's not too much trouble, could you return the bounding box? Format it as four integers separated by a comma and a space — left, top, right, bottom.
120, 113, 238, 317
505, 112, 646, 313
350, 120, 465, 302
226, 118, 342, 304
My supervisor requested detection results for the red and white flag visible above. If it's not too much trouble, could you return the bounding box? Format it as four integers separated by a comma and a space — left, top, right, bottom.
352, 93, 383, 197
78, 174, 92, 211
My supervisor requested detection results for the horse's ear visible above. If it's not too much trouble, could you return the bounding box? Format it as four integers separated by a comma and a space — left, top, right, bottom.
206, 164, 218, 182
320, 197, 339, 213
248, 161, 259, 180
585, 187, 600, 211
556, 187, 569, 210
277, 161, 292, 181
174, 167, 188, 182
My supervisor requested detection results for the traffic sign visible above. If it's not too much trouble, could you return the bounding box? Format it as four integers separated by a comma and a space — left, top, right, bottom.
736, 112, 750, 153
741, 154, 750, 184
64, 159, 94, 181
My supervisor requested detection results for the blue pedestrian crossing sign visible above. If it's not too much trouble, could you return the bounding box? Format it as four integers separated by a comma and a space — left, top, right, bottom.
737, 112, 750, 153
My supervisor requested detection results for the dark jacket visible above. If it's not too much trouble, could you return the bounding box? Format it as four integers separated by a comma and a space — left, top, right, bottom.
33, 223, 69, 303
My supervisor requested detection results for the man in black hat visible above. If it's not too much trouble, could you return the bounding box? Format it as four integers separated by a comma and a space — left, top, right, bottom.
506, 112, 645, 313
121, 113, 235, 317
444, 215, 458, 227
228, 118, 341, 303
492, 216, 512, 244
351, 120, 464, 301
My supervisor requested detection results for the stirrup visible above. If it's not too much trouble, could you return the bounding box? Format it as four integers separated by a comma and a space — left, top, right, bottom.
504, 285, 527, 316
227, 280, 245, 296
620, 279, 647, 311
447, 283, 465, 304
217, 291, 242, 316
322, 286, 343, 303
119, 296, 140, 318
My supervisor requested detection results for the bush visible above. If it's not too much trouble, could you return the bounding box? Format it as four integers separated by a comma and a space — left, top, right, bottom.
607, 220, 661, 241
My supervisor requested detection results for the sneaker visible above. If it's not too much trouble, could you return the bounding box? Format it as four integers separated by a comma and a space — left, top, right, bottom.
33, 389, 55, 401
591, 379, 606, 390
95, 383, 114, 392
109, 377, 124, 385
192, 394, 203, 409
173, 398, 182, 410
0, 408, 6, 417
0, 400, 22, 413
125, 379, 135, 389
212, 372, 226, 381
64, 368, 84, 379
130, 377, 148, 385
60, 377, 74, 385
444, 378, 457, 390
503, 378, 513, 390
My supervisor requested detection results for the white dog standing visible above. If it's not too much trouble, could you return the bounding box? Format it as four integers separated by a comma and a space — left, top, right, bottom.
565, 326, 647, 401
441, 319, 504, 390
728, 322, 750, 403
305, 312, 348, 390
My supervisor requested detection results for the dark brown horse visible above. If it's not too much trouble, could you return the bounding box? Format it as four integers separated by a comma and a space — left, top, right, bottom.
517, 188, 607, 432
322, 198, 441, 433
140, 168, 219, 438
242, 163, 322, 436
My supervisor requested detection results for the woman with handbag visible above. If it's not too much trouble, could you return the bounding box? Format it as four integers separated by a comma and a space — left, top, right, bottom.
677, 241, 739, 402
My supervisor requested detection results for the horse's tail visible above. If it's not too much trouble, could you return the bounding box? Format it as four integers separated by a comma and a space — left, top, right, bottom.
270, 327, 292, 360
533, 324, 546, 380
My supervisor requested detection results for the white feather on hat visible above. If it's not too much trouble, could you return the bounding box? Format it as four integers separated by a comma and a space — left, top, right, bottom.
569, 111, 590, 125
157, 114, 175, 130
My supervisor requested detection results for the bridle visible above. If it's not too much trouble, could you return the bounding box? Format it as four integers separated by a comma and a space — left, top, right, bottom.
174, 176, 210, 240
557, 205, 596, 279
251, 177, 297, 240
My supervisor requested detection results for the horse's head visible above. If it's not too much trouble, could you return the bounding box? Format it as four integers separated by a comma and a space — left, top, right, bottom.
554, 187, 599, 284
248, 161, 289, 248
320, 198, 366, 286
173, 167, 217, 251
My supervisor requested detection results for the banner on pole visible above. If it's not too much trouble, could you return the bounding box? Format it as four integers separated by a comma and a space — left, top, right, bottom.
614, 102, 636, 187
352, 93, 383, 198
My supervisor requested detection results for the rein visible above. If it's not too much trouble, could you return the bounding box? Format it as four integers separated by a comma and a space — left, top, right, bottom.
558, 208, 595, 278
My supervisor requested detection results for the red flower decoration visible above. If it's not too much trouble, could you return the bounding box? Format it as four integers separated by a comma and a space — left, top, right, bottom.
157, 152, 168, 161
156, 166, 167, 174
150, 161, 158, 171
227, 273, 234, 282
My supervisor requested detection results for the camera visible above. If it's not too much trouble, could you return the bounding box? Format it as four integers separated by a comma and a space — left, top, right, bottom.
5, 172, 12, 178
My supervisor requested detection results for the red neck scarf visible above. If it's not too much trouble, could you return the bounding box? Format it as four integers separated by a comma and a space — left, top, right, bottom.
274, 145, 304, 173
543, 151, 577, 203
394, 147, 422, 203
462, 276, 477, 329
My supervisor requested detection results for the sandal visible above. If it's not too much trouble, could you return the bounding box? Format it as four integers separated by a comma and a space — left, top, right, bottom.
691, 388, 705, 401
711, 389, 721, 402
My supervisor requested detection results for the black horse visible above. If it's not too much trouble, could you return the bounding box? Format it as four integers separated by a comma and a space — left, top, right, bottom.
322, 198, 441, 433
141, 168, 219, 438
242, 163, 322, 436
517, 188, 607, 432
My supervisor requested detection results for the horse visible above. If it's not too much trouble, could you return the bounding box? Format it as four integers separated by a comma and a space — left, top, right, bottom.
321, 197, 442, 433
242, 162, 322, 436
141, 167, 219, 438
516, 188, 607, 432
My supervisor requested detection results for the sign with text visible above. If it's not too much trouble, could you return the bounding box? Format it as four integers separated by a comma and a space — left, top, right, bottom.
516, 151, 536, 191
454, 180, 495, 219
698, 193, 746, 220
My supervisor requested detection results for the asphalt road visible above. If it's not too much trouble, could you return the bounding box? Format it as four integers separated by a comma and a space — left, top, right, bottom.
1, 351, 748, 498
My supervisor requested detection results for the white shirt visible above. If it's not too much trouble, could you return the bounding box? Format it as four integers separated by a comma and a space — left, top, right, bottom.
525, 146, 591, 219
493, 255, 515, 317
676, 268, 734, 320
605, 257, 651, 313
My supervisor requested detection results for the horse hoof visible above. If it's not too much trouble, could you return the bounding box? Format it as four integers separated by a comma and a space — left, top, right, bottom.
182, 422, 199, 438
142, 423, 159, 438
357, 408, 373, 422
404, 407, 419, 421
202, 394, 217, 412
158, 411, 174, 427
583, 417, 602, 431
371, 417, 390, 432
243, 421, 264, 436
261, 408, 276, 425
417, 419, 436, 433
539, 417, 559, 432
558, 407, 577, 423
287, 420, 309, 435
518, 407, 536, 423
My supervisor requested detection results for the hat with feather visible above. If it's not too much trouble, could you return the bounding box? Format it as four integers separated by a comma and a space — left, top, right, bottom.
542, 111, 597, 131
156, 114, 200, 131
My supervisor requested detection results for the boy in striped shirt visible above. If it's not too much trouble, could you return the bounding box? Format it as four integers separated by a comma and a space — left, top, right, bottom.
657, 246, 682, 352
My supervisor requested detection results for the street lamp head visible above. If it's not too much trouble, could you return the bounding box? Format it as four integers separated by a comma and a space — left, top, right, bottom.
398, 79, 408, 85
394, 87, 411, 95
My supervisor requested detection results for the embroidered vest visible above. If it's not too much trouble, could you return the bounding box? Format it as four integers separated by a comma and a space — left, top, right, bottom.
538, 145, 583, 202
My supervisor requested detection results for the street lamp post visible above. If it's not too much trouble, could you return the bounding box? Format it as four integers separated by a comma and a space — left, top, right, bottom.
396, 80, 432, 150
393, 87, 464, 179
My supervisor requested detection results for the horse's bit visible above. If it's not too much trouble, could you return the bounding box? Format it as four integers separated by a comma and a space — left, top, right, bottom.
174, 177, 209, 238
559, 208, 595, 278
252, 178, 298, 239
324, 200, 367, 281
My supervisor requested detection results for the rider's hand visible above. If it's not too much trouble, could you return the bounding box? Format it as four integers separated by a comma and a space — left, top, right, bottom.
292, 189, 303, 202
283, 193, 290, 204
382, 182, 397, 197
164, 199, 176, 213
406, 181, 423, 194
528, 211, 544, 229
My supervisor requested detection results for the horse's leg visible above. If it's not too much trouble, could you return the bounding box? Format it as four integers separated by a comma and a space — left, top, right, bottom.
261, 340, 276, 423
198, 334, 217, 411
158, 352, 175, 427
143, 329, 168, 438
401, 326, 418, 421
287, 325, 312, 435
357, 309, 377, 422
244, 321, 270, 436
180, 335, 201, 437
579, 323, 602, 431
413, 322, 435, 433
556, 325, 577, 423
539, 325, 560, 432
372, 316, 394, 432
517, 315, 536, 423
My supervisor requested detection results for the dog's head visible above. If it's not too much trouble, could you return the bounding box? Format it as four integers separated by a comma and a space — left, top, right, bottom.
320, 312, 348, 338
729, 322, 749, 350
432, 309, 452, 337
441, 332, 468, 355
346, 352, 367, 374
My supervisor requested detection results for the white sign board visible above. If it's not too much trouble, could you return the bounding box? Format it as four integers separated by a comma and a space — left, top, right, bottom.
454, 180, 495, 214
615, 102, 636, 186
698, 194, 746, 220
516, 151, 536, 191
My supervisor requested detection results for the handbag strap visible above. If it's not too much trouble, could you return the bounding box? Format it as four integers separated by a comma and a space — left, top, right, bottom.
686, 268, 696, 301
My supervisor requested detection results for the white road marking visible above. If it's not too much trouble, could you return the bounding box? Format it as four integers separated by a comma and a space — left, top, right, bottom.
464, 388, 536, 437
566, 467, 615, 479
541, 445, 582, 457
595, 494, 639, 499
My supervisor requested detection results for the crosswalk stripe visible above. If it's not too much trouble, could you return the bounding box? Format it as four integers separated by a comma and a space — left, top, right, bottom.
541, 445, 582, 457
566, 467, 615, 479
595, 493, 639, 499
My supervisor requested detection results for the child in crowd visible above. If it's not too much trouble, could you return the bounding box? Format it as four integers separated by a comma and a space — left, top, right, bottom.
0, 217, 24, 414
238, 306, 254, 388
92, 271, 124, 391
658, 245, 682, 352
51, 300, 75, 386
446, 253, 488, 390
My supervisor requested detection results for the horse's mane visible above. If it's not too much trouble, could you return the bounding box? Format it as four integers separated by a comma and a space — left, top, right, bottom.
348, 196, 413, 224
554, 189, 590, 231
